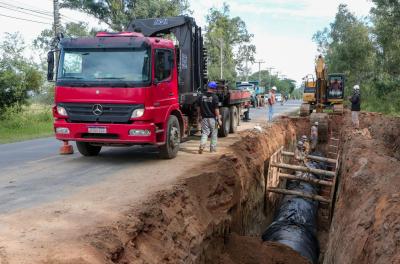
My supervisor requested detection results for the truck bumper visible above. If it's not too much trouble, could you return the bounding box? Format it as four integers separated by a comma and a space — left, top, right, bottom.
54, 120, 159, 145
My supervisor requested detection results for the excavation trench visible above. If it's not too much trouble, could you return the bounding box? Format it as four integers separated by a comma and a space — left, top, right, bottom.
85, 112, 400, 264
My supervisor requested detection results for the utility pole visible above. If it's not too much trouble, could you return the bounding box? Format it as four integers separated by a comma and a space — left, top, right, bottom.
53, 0, 61, 38
267, 67, 274, 89
220, 38, 223, 80
254, 60, 265, 83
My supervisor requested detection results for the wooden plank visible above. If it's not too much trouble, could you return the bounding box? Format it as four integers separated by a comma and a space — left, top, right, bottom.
270, 162, 336, 177
279, 173, 333, 186
267, 187, 331, 203
281, 151, 337, 164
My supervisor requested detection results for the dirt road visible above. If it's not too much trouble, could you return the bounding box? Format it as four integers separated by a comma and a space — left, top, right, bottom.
0, 102, 300, 263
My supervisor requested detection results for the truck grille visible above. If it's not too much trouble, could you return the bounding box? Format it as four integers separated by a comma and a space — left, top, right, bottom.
61, 103, 143, 124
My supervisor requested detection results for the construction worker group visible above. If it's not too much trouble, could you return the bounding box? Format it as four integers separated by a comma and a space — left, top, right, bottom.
294, 121, 319, 166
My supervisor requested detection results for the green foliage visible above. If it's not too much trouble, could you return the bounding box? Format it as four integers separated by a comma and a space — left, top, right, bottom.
0, 33, 43, 112
313, 4, 400, 115
0, 104, 53, 144
34, 22, 96, 55
313, 4, 375, 86
248, 70, 296, 96
60, 0, 190, 31
205, 3, 255, 85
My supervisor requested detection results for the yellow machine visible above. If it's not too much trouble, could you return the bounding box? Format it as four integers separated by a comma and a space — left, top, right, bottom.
300, 56, 345, 116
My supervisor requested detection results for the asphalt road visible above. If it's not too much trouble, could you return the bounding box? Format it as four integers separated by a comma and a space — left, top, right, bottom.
0, 100, 301, 214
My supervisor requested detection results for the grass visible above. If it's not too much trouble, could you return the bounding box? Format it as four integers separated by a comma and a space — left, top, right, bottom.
0, 104, 53, 144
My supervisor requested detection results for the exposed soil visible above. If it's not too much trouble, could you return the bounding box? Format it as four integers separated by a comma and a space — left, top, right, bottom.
324, 111, 400, 264
1, 111, 399, 264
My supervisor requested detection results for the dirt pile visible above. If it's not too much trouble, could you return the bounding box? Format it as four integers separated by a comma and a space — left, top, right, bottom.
80, 119, 297, 263
324, 112, 400, 264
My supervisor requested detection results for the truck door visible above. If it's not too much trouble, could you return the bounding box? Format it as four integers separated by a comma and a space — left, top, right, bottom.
153, 49, 177, 122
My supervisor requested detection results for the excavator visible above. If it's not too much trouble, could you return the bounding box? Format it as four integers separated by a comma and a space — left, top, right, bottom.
300, 55, 345, 116
300, 56, 345, 142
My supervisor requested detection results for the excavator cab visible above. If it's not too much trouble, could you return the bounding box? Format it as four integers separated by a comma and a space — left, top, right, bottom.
327, 74, 345, 114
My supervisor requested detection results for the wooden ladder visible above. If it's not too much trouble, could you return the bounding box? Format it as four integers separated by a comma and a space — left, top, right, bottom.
266, 145, 340, 226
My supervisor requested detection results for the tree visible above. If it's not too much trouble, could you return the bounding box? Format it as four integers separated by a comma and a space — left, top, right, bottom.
249, 70, 295, 95
236, 44, 256, 80
313, 4, 375, 88
60, 0, 190, 31
34, 22, 96, 55
204, 3, 255, 84
0, 33, 43, 112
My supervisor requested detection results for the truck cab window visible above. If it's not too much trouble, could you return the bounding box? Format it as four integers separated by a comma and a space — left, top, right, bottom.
155, 50, 173, 82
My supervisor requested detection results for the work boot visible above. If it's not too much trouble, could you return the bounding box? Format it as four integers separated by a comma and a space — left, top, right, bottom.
210, 147, 217, 153
198, 147, 204, 154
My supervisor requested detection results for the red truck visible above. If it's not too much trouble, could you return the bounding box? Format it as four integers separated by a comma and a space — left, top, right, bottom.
47, 16, 251, 158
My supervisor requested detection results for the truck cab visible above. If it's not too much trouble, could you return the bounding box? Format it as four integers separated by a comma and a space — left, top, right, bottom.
50, 31, 183, 158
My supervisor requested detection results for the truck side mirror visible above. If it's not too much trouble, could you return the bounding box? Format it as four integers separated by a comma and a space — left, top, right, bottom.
47, 51, 55, 82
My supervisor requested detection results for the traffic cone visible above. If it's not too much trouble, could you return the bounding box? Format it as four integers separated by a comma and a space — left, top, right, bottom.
59, 140, 74, 155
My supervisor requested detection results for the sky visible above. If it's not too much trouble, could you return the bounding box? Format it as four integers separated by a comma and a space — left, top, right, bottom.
0, 0, 373, 85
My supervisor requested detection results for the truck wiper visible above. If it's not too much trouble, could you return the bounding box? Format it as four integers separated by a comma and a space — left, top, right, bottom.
61, 76, 83, 79
95, 77, 125, 80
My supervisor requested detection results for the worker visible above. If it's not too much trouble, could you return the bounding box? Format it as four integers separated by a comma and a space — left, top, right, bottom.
349, 85, 361, 129
197, 81, 221, 154
267, 86, 277, 122
243, 104, 251, 122
301, 135, 310, 155
310, 122, 318, 151
294, 140, 306, 166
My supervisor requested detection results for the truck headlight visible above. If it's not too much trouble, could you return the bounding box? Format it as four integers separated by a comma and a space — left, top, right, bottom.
57, 106, 68, 116
131, 108, 144, 118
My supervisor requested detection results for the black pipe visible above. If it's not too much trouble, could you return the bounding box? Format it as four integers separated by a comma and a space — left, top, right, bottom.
262, 155, 327, 264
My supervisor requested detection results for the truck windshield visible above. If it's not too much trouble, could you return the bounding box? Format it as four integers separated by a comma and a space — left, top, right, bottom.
57, 48, 150, 86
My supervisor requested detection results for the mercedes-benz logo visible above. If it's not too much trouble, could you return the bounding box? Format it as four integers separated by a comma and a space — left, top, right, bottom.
92, 104, 103, 116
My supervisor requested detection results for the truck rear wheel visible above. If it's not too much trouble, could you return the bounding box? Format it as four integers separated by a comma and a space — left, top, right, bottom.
159, 115, 180, 159
76, 142, 102, 156
218, 107, 230, 137
229, 106, 238, 133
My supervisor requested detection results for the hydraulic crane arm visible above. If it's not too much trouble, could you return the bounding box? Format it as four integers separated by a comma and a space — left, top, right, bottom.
127, 16, 207, 98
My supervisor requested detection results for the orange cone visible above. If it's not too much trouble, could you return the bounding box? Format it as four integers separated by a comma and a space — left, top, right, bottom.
59, 140, 74, 155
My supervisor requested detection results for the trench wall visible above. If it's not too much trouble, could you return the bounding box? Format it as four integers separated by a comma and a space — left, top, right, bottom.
83, 118, 298, 263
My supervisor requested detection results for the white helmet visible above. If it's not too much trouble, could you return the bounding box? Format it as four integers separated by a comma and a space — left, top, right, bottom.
272, 86, 277, 91
314, 121, 319, 126
353, 85, 360, 90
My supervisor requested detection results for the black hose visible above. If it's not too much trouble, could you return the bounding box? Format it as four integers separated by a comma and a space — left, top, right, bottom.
262, 155, 326, 264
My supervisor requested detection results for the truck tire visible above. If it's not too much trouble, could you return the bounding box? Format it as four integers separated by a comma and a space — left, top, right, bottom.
229, 106, 238, 133
159, 115, 180, 159
76, 142, 102, 156
218, 107, 230, 137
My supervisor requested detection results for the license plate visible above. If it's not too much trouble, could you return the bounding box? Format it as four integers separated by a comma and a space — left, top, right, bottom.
88, 127, 107, 134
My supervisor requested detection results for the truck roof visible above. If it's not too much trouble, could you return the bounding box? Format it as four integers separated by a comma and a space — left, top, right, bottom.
59, 31, 174, 49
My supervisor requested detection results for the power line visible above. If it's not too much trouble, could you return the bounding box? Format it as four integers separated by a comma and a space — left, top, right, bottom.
0, 5, 53, 21
0, 1, 53, 17
0, 0, 82, 25
0, 12, 52, 24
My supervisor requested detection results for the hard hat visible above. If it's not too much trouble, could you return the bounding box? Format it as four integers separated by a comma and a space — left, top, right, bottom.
208, 81, 217, 89
353, 85, 360, 90
301, 135, 308, 141
297, 140, 304, 147
272, 86, 277, 91
314, 121, 319, 126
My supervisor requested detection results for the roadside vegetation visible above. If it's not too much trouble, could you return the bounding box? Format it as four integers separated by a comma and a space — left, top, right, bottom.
0, 104, 53, 144
313, 1, 400, 116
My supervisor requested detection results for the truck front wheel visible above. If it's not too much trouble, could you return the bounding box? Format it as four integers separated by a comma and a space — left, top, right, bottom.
159, 115, 180, 159
76, 142, 102, 156
218, 107, 230, 137
229, 106, 238, 133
